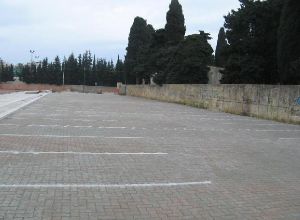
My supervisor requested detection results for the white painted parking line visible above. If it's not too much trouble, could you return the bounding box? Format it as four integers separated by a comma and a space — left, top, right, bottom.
28, 124, 60, 127
73, 119, 93, 122
105, 137, 144, 139
0, 134, 143, 139
0, 151, 167, 155
99, 127, 127, 129
0, 123, 19, 126
0, 181, 212, 189
6, 117, 27, 120
73, 126, 93, 128
278, 138, 300, 140
256, 129, 300, 132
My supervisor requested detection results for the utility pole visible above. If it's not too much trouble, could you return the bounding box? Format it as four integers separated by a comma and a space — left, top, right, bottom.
62, 62, 65, 86
29, 50, 35, 73
30, 50, 35, 64
83, 66, 86, 93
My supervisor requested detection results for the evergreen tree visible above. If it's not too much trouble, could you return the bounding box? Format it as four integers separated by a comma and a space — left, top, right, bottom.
116, 55, 125, 83
166, 31, 213, 84
215, 27, 227, 67
65, 54, 78, 85
82, 51, 93, 85
41, 58, 49, 84
0, 59, 3, 82
165, 0, 186, 44
18, 52, 119, 86
277, 0, 300, 84
221, 0, 283, 84
124, 17, 153, 84
53, 56, 62, 85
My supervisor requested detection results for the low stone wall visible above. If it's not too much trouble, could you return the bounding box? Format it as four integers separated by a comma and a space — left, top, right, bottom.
121, 84, 300, 124
0, 83, 116, 94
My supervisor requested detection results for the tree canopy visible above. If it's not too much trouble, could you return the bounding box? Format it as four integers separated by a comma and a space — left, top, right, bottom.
20, 52, 124, 86
277, 0, 300, 84
124, 0, 212, 85
165, 0, 186, 44
221, 0, 285, 84
215, 27, 227, 67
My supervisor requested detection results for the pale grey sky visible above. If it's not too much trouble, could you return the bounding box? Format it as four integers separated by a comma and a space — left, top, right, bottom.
0, 0, 240, 64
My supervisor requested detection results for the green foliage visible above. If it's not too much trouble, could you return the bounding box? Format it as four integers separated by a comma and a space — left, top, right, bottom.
125, 17, 154, 84
215, 27, 227, 67
165, 0, 186, 44
116, 55, 125, 83
277, 0, 300, 84
221, 0, 284, 84
124, 0, 212, 86
0, 58, 14, 82
166, 32, 213, 84
20, 52, 121, 86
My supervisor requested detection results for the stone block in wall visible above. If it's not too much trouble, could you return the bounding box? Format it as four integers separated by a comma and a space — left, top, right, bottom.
267, 105, 279, 121
258, 104, 269, 119
222, 101, 243, 115
258, 85, 271, 106
277, 107, 291, 122
268, 86, 280, 107
278, 86, 299, 108
243, 85, 259, 105
248, 104, 259, 116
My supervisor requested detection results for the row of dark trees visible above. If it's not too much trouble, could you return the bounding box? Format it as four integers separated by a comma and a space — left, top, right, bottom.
215, 0, 300, 84
124, 0, 214, 85
20, 51, 125, 86
3, 0, 299, 86
0, 59, 14, 82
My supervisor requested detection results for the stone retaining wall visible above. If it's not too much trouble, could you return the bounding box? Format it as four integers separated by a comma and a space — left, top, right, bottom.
121, 84, 300, 124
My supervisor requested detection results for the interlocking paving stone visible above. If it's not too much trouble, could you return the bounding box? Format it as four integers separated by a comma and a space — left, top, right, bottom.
0, 92, 299, 219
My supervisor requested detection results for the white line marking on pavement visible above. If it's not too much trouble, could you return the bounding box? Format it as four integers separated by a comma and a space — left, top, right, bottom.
104, 137, 144, 139
73, 119, 93, 122
73, 126, 93, 128
0, 151, 167, 155
0, 134, 144, 139
256, 130, 300, 132
98, 127, 127, 129
7, 117, 27, 120
28, 124, 60, 127
0, 123, 19, 126
278, 138, 300, 140
0, 181, 211, 188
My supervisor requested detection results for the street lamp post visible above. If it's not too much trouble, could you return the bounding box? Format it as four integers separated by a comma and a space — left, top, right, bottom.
29, 50, 35, 73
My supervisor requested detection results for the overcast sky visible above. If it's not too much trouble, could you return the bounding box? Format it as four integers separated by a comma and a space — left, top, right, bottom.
0, 0, 240, 64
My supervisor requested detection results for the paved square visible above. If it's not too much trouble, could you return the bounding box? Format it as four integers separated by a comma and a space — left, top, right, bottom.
0, 92, 299, 220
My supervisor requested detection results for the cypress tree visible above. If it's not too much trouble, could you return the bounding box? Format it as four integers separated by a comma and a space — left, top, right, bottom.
53, 56, 62, 85
0, 59, 3, 82
165, 0, 186, 44
277, 0, 300, 84
116, 55, 125, 83
125, 17, 153, 84
215, 27, 227, 67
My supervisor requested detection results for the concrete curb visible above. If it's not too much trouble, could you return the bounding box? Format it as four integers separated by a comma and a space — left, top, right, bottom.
0, 92, 50, 120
